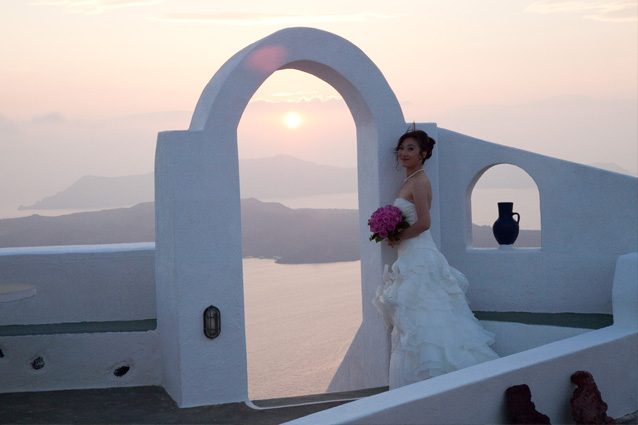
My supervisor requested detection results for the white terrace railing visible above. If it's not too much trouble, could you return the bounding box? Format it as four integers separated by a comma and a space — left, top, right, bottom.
0, 244, 634, 423
287, 252, 638, 425
0, 243, 160, 393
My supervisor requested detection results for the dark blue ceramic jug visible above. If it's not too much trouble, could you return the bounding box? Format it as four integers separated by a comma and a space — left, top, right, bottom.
492, 202, 520, 245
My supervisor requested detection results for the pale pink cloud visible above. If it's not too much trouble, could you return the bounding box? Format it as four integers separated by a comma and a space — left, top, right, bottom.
526, 0, 637, 22
0, 65, 31, 72
252, 91, 343, 103
32, 0, 164, 15
151, 11, 402, 25
31, 112, 67, 125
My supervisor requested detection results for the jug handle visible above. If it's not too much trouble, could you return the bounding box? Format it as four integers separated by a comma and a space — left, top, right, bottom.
513, 212, 520, 223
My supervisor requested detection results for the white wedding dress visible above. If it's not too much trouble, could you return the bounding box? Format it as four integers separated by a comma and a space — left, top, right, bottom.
373, 198, 499, 389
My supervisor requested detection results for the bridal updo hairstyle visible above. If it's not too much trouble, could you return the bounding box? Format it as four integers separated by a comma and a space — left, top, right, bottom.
395, 127, 436, 165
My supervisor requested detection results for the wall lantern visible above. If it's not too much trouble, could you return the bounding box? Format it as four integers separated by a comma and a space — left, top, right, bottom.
203, 305, 221, 339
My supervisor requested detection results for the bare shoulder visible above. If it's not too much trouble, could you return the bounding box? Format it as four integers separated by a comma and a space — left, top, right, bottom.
410, 172, 432, 206
411, 171, 431, 189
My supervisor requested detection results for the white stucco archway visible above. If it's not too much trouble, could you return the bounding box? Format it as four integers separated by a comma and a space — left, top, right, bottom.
155, 27, 407, 407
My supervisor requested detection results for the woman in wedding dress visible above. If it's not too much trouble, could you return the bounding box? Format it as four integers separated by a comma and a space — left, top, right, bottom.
373, 128, 499, 390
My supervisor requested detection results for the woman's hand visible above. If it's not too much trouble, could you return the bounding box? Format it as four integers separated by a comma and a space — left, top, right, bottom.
387, 238, 400, 248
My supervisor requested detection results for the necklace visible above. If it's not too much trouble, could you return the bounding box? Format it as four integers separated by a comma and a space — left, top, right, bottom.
404, 169, 424, 183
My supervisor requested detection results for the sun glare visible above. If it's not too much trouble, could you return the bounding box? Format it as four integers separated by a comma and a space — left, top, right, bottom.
284, 112, 302, 129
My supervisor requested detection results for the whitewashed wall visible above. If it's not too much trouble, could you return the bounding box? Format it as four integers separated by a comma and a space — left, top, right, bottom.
0, 332, 160, 393
329, 124, 637, 392
0, 243, 155, 325
288, 252, 638, 425
0, 243, 160, 393
0, 241, 606, 397
436, 129, 638, 314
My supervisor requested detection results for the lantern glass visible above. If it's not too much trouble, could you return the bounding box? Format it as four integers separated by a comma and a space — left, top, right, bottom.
203, 305, 221, 339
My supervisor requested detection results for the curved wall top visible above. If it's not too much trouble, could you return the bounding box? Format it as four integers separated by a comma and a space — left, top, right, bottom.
189, 27, 405, 132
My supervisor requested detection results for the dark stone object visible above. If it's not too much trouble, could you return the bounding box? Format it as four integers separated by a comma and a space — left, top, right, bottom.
505, 384, 551, 424
493, 202, 520, 245
570, 371, 615, 424
31, 356, 45, 370
114, 366, 130, 377
0, 348, 4, 357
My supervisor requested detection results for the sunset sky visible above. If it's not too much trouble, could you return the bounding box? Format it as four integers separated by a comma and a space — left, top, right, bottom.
1, 0, 636, 212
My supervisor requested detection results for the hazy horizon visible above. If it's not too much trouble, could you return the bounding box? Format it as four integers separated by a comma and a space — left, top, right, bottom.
0, 150, 632, 230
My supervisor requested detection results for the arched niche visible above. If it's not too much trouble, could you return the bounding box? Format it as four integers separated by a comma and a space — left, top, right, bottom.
466, 163, 541, 249
155, 27, 406, 407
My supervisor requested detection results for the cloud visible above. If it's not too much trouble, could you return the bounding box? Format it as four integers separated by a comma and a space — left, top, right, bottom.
0, 65, 31, 72
151, 11, 402, 25
252, 91, 343, 103
31, 112, 67, 124
32, 0, 164, 15
525, 0, 637, 22
0, 114, 19, 134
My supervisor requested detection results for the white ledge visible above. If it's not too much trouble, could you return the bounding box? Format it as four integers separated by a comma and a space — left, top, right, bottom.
467, 247, 541, 254
0, 242, 155, 257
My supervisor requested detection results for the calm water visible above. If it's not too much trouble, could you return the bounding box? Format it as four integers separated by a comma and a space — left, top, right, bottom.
1, 188, 541, 230
262, 187, 541, 230
0, 206, 130, 220
242, 258, 362, 400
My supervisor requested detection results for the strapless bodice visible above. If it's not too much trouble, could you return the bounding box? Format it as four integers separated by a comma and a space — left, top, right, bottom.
394, 198, 418, 226
393, 198, 436, 255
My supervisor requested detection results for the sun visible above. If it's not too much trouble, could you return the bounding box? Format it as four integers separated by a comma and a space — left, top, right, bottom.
284, 112, 302, 129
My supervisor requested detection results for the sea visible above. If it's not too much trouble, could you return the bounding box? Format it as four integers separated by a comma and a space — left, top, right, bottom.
0, 188, 541, 230
261, 187, 541, 230
243, 258, 362, 400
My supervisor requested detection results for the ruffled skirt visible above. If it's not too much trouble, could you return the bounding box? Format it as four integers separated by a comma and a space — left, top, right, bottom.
373, 231, 499, 389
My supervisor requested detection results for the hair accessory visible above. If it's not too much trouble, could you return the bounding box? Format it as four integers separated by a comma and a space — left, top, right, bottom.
405, 122, 417, 133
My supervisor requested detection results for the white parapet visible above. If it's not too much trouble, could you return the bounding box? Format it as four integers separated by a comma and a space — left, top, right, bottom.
612, 252, 638, 328
285, 326, 637, 425
0, 243, 160, 394
287, 251, 638, 424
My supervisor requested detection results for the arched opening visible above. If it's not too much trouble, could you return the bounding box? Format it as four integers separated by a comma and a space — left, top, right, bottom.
238, 69, 362, 401
155, 27, 406, 407
469, 164, 541, 248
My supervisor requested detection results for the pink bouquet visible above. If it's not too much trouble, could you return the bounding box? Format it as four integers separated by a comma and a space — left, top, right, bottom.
368, 205, 409, 243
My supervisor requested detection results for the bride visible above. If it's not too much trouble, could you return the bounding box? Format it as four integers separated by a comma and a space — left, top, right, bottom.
373, 128, 499, 389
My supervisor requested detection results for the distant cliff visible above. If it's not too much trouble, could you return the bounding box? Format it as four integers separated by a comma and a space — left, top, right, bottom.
2, 202, 156, 247
0, 199, 540, 263
2, 200, 360, 264
18, 155, 357, 211
240, 198, 360, 263
18, 174, 154, 210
